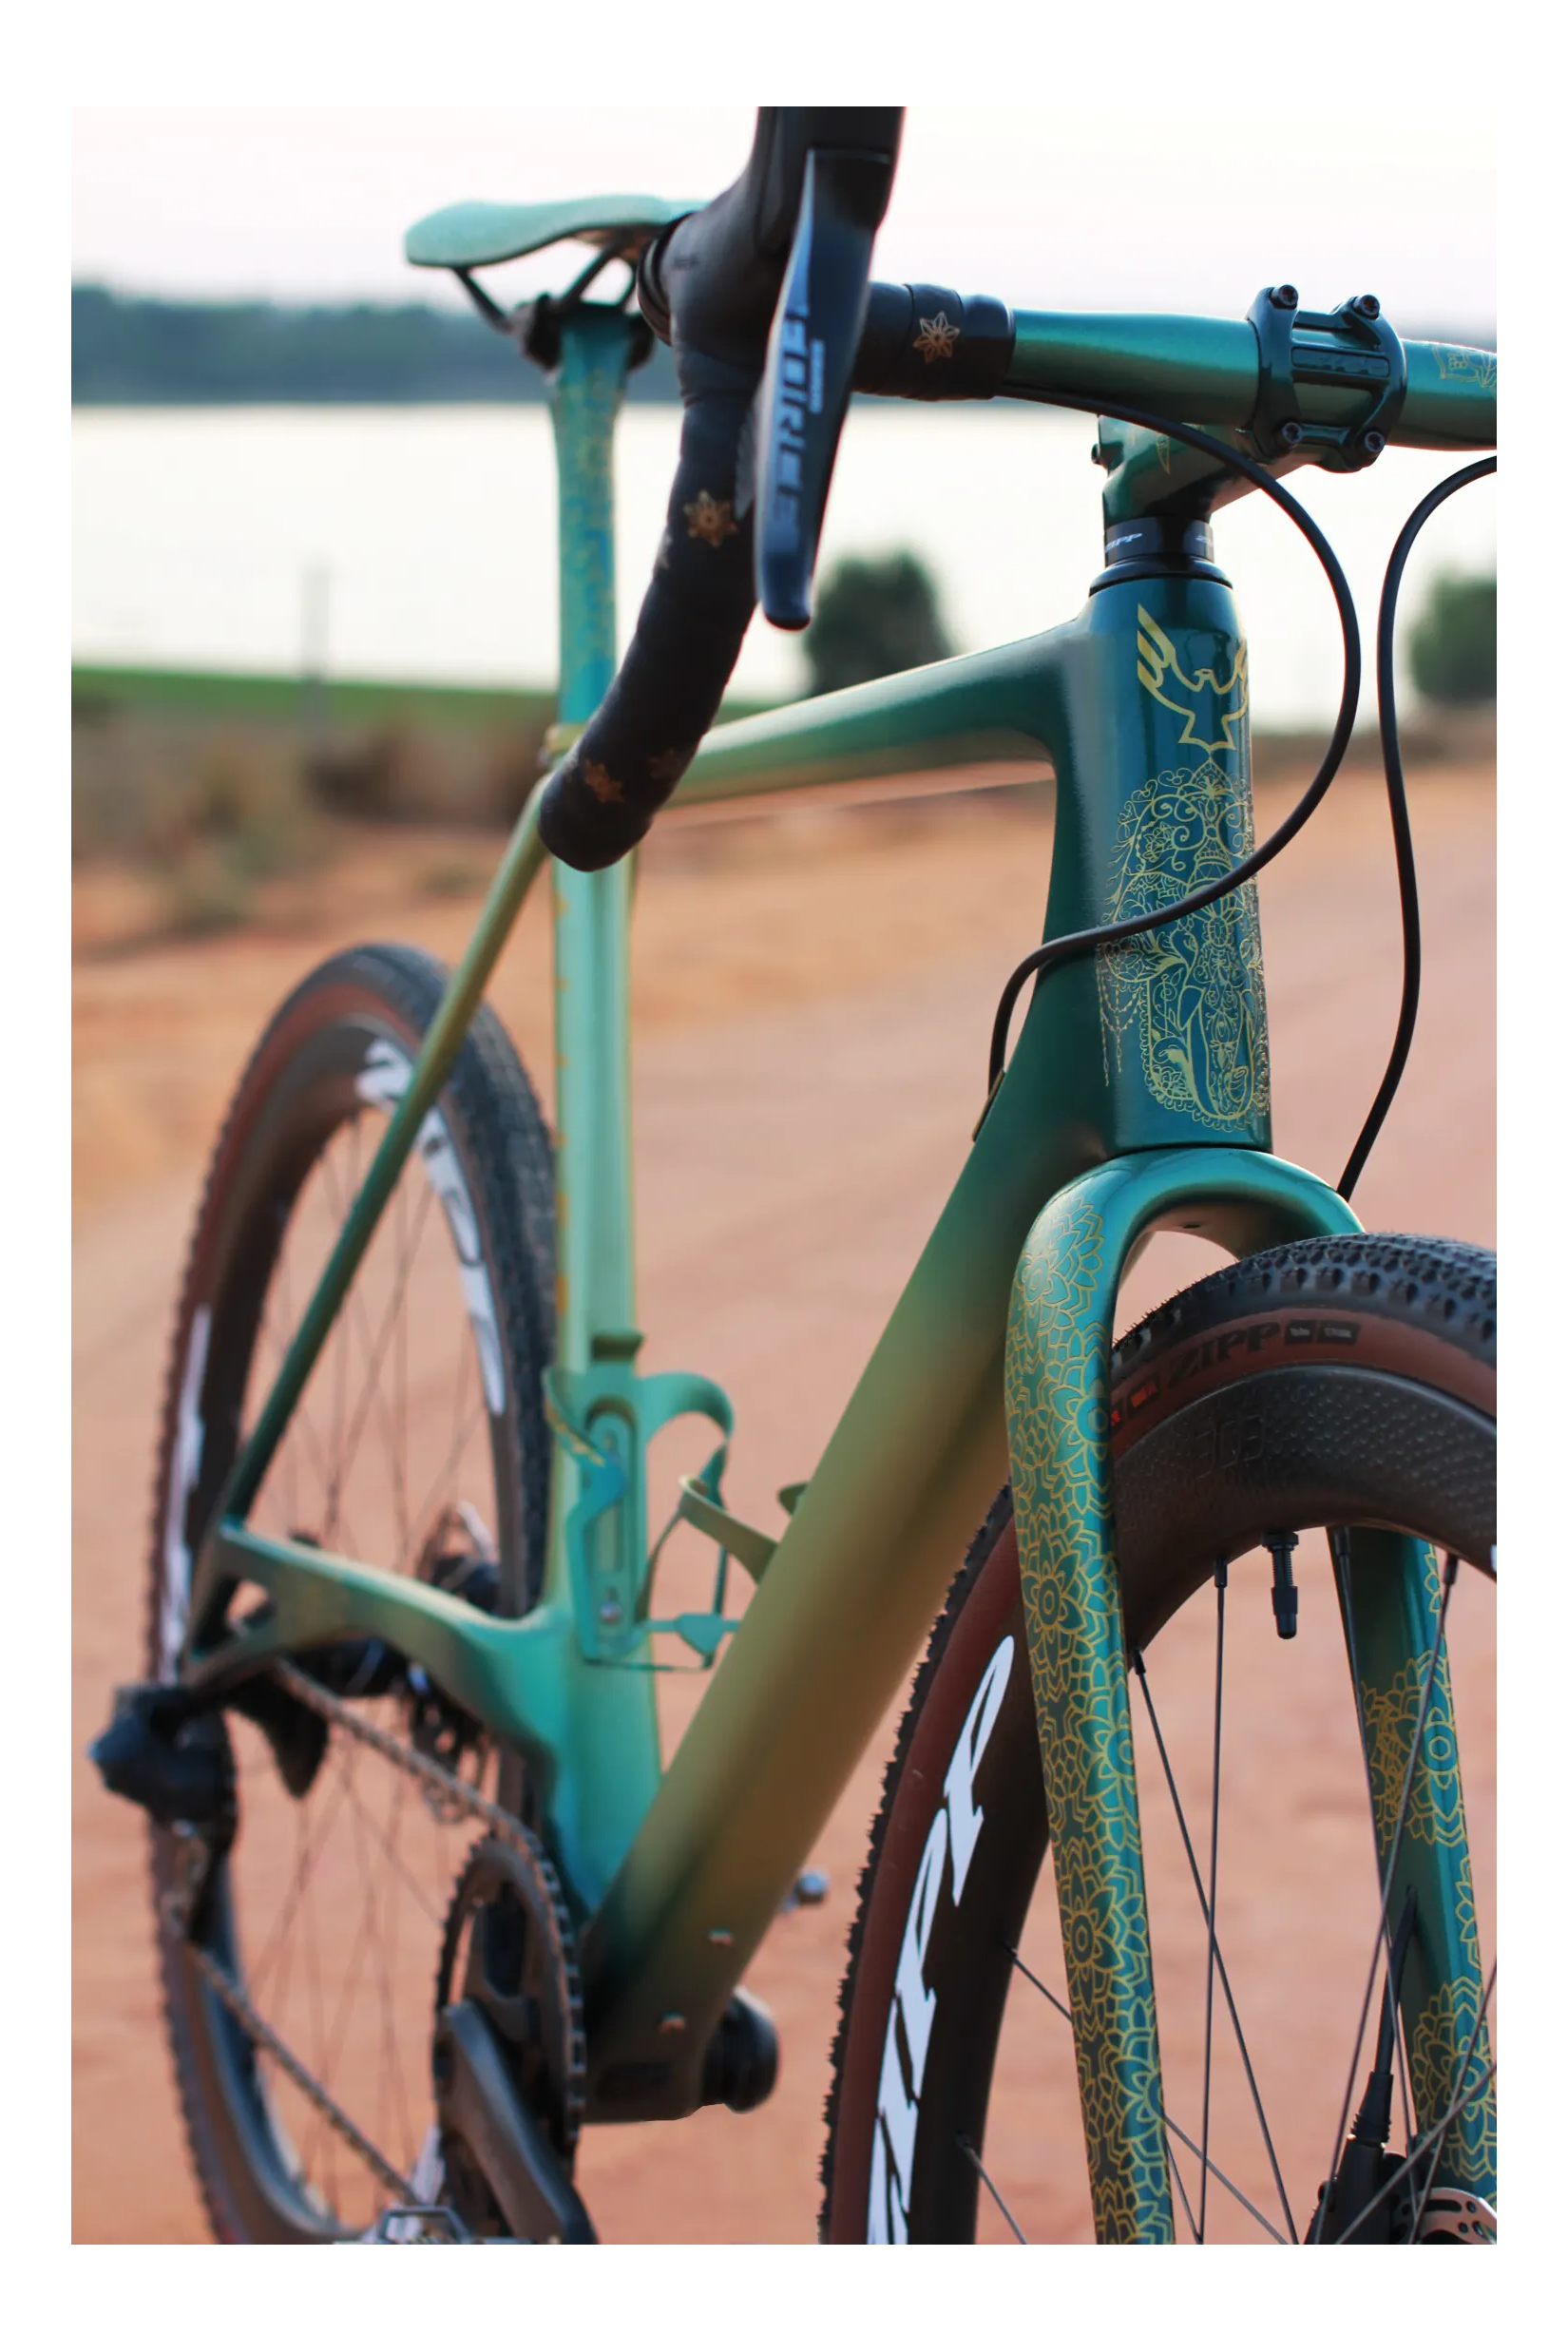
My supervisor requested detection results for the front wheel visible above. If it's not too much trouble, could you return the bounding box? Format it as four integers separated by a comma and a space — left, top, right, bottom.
820, 1233, 1496, 2245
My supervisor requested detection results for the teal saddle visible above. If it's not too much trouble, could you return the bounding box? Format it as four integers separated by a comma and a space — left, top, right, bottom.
405, 193, 692, 274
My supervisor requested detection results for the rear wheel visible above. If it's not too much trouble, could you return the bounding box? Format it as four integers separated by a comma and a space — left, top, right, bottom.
145, 945, 555, 2242
821, 1233, 1496, 2245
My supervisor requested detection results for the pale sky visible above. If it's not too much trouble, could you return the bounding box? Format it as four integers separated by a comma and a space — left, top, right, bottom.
72, 105, 1496, 337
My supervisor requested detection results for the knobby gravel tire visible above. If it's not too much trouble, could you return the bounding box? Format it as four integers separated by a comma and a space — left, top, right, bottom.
144, 945, 556, 2243
819, 1233, 1496, 2244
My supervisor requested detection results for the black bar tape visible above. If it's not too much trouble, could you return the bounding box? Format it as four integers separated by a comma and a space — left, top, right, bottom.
853, 284, 1015, 399
537, 347, 758, 870
538, 109, 905, 873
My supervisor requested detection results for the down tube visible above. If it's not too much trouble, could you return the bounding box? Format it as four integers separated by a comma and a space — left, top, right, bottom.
578, 567, 1274, 2119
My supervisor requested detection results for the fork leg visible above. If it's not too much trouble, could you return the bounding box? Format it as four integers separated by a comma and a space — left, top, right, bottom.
1004, 1145, 1358, 2243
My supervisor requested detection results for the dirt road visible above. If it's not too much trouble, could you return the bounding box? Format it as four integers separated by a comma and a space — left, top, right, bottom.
72, 769, 1495, 2242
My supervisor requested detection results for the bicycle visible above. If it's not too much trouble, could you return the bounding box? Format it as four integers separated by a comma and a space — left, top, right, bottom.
91, 107, 1497, 2246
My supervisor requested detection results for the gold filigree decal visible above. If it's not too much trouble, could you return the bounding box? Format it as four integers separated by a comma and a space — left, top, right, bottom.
1135, 608, 1249, 755
683, 489, 738, 546
1007, 1198, 1173, 2241
1433, 345, 1497, 392
1098, 762, 1271, 1129
911, 312, 960, 364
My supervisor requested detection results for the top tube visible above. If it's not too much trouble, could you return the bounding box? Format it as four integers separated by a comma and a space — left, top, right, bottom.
999, 309, 1495, 450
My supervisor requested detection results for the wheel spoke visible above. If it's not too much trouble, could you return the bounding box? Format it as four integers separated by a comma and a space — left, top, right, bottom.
157, 959, 549, 2240
394, 1176, 411, 1565
1154, 2102, 1289, 2244
956, 2135, 1027, 2243
1131, 1643, 1298, 2241
318, 1176, 437, 1553
1312, 1550, 1463, 2243
248, 1740, 357, 1998
344, 1750, 414, 2171
339, 1759, 448, 1927
1006, 1943, 1285, 2245
1005, 1943, 1071, 2026
1166, 2130, 1200, 2244
1329, 1527, 1418, 2147
1196, 1557, 1227, 2244
1337, 1965, 1497, 2242
405, 1375, 488, 1560
1404, 1962, 1498, 2240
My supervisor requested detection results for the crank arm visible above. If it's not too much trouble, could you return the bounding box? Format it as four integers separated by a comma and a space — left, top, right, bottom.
432, 2001, 598, 2246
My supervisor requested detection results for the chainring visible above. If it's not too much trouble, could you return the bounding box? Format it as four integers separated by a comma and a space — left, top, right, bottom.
433, 1834, 587, 2228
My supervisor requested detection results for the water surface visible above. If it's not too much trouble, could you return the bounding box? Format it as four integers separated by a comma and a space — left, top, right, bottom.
73, 405, 1495, 726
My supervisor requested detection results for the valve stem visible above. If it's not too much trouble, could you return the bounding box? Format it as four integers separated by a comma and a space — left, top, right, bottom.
1266, 1529, 1299, 1639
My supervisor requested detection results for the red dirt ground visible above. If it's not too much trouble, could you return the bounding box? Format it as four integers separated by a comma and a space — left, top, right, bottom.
72, 766, 1495, 2243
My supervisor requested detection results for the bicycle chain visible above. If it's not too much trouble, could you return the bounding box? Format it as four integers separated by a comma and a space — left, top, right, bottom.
171, 1659, 557, 2225
179, 1931, 417, 2210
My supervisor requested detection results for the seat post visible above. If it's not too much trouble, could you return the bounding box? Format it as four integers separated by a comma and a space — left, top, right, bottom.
547, 306, 642, 1373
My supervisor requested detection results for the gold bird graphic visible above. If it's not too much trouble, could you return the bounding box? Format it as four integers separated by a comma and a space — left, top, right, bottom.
1135, 606, 1249, 755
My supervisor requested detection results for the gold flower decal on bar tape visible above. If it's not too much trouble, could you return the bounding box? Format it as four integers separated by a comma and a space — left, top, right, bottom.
582, 759, 624, 804
911, 313, 960, 363
683, 490, 738, 546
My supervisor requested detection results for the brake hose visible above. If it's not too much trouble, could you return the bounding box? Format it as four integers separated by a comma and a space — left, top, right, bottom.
1335, 455, 1497, 1198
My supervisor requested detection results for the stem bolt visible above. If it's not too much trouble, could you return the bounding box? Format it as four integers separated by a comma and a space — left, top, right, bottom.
598, 1597, 623, 1626
1269, 282, 1300, 310
1278, 419, 1305, 449
1361, 429, 1386, 460
1352, 293, 1382, 319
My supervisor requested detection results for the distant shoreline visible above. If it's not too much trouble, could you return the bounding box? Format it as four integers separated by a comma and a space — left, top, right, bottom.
71, 285, 1494, 408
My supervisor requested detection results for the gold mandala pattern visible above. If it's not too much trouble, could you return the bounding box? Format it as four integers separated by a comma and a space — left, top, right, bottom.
1006, 1193, 1171, 2241
1360, 1650, 1466, 1853
1356, 1545, 1495, 2193
1097, 762, 1271, 1130
1409, 1967, 1498, 2193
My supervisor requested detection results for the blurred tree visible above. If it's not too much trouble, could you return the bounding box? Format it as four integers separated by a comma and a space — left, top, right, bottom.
804, 551, 953, 697
1406, 570, 1496, 705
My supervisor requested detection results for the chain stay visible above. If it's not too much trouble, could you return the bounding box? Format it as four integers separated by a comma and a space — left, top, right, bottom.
170, 1660, 545, 2219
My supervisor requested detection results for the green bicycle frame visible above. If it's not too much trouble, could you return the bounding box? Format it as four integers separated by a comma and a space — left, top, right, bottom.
182, 297, 1496, 2233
